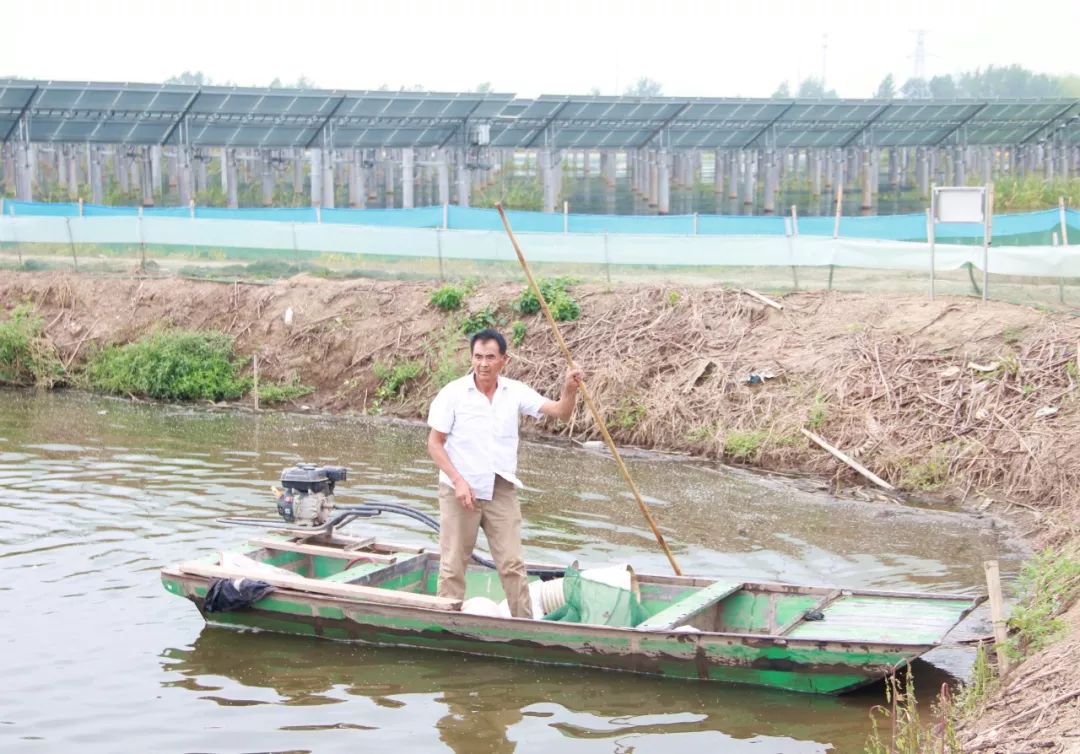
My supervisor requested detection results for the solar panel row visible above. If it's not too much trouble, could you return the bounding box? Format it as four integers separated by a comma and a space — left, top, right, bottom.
2, 80, 1077, 150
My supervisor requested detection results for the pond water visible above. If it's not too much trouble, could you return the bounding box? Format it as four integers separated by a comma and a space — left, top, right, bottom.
0, 391, 1015, 753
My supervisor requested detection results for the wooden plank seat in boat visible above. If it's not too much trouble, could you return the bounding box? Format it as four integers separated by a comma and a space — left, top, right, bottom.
246, 537, 399, 563
635, 581, 743, 631
176, 560, 462, 611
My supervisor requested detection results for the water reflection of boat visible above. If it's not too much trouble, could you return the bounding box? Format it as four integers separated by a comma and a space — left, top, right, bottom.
162, 629, 877, 753
161, 527, 982, 695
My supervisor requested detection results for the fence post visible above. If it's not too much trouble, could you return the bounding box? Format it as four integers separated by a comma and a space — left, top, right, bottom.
983, 560, 1011, 676
442, 202, 448, 230
790, 217, 799, 291
692, 212, 698, 235
982, 183, 992, 304
78, 198, 84, 217
10, 200, 21, 266
1060, 197, 1070, 306
563, 200, 569, 234
1060, 196, 1070, 246
927, 207, 936, 301
436, 227, 444, 281
65, 216, 78, 271
1054, 232, 1064, 304
603, 230, 611, 287
828, 186, 842, 290
137, 206, 147, 273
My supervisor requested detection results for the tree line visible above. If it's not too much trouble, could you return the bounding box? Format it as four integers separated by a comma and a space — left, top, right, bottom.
773, 65, 1080, 100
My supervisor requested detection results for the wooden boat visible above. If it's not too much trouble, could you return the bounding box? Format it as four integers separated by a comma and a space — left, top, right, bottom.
161, 528, 983, 695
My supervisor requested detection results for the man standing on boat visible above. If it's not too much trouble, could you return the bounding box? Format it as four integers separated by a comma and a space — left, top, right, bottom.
427, 327, 583, 619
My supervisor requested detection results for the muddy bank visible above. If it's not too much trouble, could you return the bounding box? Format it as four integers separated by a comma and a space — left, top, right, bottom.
2, 271, 1079, 751
5, 272, 1078, 528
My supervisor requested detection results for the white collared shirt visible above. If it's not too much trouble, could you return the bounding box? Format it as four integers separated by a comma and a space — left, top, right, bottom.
427, 373, 548, 500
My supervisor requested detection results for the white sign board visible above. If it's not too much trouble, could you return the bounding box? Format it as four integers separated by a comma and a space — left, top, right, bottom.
934, 187, 985, 223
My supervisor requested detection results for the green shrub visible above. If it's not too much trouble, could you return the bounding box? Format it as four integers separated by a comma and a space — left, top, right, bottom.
86, 330, 249, 401
0, 305, 64, 387
1007, 543, 1080, 658
510, 320, 527, 347
808, 394, 829, 430
899, 447, 951, 491
684, 424, 715, 443
429, 285, 467, 311
724, 430, 766, 459
461, 307, 497, 335
611, 400, 646, 431
373, 360, 424, 401
512, 277, 581, 322
257, 379, 315, 405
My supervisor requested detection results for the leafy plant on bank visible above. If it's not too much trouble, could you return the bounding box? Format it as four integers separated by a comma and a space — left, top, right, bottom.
864, 671, 959, 754
85, 330, 249, 401
512, 277, 580, 322
1006, 542, 1080, 658
461, 307, 498, 335
510, 320, 527, 347
0, 305, 65, 388
429, 284, 468, 311
373, 360, 424, 402
256, 379, 315, 405
724, 430, 767, 459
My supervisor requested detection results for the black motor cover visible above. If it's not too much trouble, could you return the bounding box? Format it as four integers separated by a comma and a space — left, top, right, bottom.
280, 464, 348, 494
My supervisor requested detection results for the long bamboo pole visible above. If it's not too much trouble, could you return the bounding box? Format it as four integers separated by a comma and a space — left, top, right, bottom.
495, 203, 682, 575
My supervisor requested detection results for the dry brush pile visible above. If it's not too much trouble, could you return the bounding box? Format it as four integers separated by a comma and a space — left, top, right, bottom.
491, 287, 1080, 535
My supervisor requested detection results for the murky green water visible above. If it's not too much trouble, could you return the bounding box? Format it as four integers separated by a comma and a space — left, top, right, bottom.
0, 391, 1016, 753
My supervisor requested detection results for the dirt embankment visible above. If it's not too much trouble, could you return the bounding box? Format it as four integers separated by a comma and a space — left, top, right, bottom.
2, 271, 1079, 750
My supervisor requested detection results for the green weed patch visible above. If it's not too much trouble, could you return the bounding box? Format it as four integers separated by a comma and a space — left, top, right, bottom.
86, 330, 249, 401
0, 305, 64, 387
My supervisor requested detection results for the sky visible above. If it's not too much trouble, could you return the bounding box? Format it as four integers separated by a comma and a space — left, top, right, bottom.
3, 0, 1078, 98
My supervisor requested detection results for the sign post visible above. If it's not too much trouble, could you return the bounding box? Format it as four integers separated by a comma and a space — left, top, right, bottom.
930, 185, 992, 302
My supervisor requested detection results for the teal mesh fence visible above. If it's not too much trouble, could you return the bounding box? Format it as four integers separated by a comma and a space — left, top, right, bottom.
2, 199, 1077, 245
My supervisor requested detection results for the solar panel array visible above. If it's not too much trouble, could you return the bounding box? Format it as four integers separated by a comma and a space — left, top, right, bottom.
2, 80, 1078, 150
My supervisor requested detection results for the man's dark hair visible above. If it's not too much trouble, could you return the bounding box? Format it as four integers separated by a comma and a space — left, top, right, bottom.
470, 328, 507, 354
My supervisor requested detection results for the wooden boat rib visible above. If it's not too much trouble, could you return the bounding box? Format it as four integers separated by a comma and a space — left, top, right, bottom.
161, 530, 984, 695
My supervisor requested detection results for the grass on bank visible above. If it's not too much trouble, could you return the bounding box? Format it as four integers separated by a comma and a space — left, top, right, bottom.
256, 378, 315, 406
864, 541, 1080, 753
85, 331, 251, 401
0, 305, 64, 388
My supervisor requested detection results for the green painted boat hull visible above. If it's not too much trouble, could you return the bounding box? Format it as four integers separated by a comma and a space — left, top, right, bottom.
161, 540, 981, 695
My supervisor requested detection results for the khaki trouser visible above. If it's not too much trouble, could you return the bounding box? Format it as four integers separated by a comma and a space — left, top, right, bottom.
437, 475, 532, 619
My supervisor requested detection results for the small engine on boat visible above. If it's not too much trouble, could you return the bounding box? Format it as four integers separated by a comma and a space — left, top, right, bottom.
275, 464, 347, 526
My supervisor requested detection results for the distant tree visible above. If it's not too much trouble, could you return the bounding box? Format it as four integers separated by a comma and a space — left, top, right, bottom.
624, 77, 663, 97
796, 77, 838, 98
588, 86, 602, 96
474, 82, 493, 93
1062, 74, 1080, 97
268, 75, 317, 89
874, 74, 896, 99
956, 64, 1061, 98
928, 74, 958, 99
900, 77, 931, 99
772, 81, 791, 98
166, 71, 214, 86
